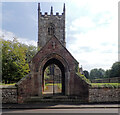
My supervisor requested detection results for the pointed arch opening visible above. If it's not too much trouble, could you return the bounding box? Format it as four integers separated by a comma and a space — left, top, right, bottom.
48, 23, 55, 36
42, 58, 65, 95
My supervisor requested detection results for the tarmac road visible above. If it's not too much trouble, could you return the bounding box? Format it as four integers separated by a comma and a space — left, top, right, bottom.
2, 108, 119, 113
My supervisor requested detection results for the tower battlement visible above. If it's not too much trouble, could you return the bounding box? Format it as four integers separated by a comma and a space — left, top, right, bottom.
39, 13, 64, 18
38, 3, 66, 49
40, 13, 64, 17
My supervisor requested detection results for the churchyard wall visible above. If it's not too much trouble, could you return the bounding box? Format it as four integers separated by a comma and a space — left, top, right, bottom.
1, 85, 17, 103
1, 85, 119, 103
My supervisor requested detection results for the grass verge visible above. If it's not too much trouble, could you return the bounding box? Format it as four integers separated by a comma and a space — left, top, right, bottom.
0, 83, 16, 85
91, 83, 120, 88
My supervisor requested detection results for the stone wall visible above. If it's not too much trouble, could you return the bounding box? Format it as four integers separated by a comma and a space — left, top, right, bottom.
73, 74, 89, 102
91, 77, 120, 83
89, 87, 120, 103
1, 86, 17, 103
1, 85, 120, 104
38, 5, 65, 48
16, 73, 34, 103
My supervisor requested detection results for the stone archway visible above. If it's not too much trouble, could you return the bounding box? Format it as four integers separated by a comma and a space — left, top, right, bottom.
17, 36, 89, 103
38, 53, 70, 96
42, 58, 65, 95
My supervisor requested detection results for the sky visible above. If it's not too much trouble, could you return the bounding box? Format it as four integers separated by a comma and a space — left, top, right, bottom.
0, 0, 119, 72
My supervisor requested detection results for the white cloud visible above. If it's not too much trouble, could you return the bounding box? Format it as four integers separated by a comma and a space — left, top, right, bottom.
70, 16, 96, 31
71, 0, 118, 14
67, 24, 118, 71
1, 1, 118, 72
67, 0, 118, 71
0, 30, 37, 46
17, 37, 37, 46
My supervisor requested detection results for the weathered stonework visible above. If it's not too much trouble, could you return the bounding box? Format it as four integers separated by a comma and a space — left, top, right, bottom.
2, 3, 119, 104
16, 36, 89, 103
1, 86, 17, 103
2, 86, 120, 104
13, 4, 89, 104
91, 77, 120, 83
73, 74, 89, 102
89, 87, 120, 103
38, 3, 66, 48
16, 74, 34, 103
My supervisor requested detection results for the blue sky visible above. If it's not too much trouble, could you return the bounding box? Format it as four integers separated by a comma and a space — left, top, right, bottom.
0, 0, 119, 71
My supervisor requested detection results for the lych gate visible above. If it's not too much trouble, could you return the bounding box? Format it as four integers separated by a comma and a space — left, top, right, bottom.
38, 53, 69, 96
42, 58, 65, 95
29, 36, 76, 97
16, 3, 89, 103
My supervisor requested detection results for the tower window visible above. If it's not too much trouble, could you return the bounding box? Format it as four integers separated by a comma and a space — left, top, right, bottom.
48, 23, 55, 35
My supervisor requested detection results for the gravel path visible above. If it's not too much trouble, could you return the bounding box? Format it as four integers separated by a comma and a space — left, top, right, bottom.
44, 84, 61, 94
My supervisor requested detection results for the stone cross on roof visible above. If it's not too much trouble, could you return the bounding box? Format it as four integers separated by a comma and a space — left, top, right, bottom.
52, 41, 56, 49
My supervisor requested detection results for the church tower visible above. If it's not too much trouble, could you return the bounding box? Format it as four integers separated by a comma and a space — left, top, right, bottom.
38, 3, 66, 49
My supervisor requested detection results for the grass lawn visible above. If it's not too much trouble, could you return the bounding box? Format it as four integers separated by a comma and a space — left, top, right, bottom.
0, 83, 17, 88
1, 82, 119, 89
0, 83, 16, 85
91, 83, 120, 88
45, 83, 62, 89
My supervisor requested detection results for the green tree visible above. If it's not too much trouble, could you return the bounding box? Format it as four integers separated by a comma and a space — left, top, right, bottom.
2, 38, 31, 83
90, 69, 98, 79
105, 69, 111, 78
89, 68, 105, 80
83, 70, 89, 79
109, 61, 120, 78
21, 44, 37, 63
44, 67, 50, 80
99, 68, 105, 78
104, 62, 120, 78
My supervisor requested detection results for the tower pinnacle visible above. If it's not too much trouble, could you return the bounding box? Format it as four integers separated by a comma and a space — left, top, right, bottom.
38, 4, 66, 48
51, 6, 53, 15
38, 3, 40, 11
63, 3, 65, 13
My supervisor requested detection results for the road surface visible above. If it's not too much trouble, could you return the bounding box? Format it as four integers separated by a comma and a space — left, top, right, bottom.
2, 108, 119, 113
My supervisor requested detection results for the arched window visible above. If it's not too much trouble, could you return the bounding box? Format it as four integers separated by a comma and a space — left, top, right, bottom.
48, 23, 55, 35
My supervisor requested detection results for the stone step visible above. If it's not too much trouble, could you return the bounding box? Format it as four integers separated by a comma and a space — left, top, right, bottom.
25, 96, 87, 103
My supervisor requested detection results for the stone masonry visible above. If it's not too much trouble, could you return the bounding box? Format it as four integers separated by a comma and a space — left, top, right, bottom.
89, 87, 120, 103
13, 3, 88, 104
2, 3, 120, 104
2, 85, 120, 103
16, 35, 89, 103
38, 3, 66, 48
1, 86, 17, 103
91, 77, 120, 83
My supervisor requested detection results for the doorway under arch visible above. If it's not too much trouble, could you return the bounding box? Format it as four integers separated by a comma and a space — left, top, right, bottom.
42, 58, 65, 95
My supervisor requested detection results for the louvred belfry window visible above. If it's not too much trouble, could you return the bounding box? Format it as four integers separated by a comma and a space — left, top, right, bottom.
48, 23, 55, 35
